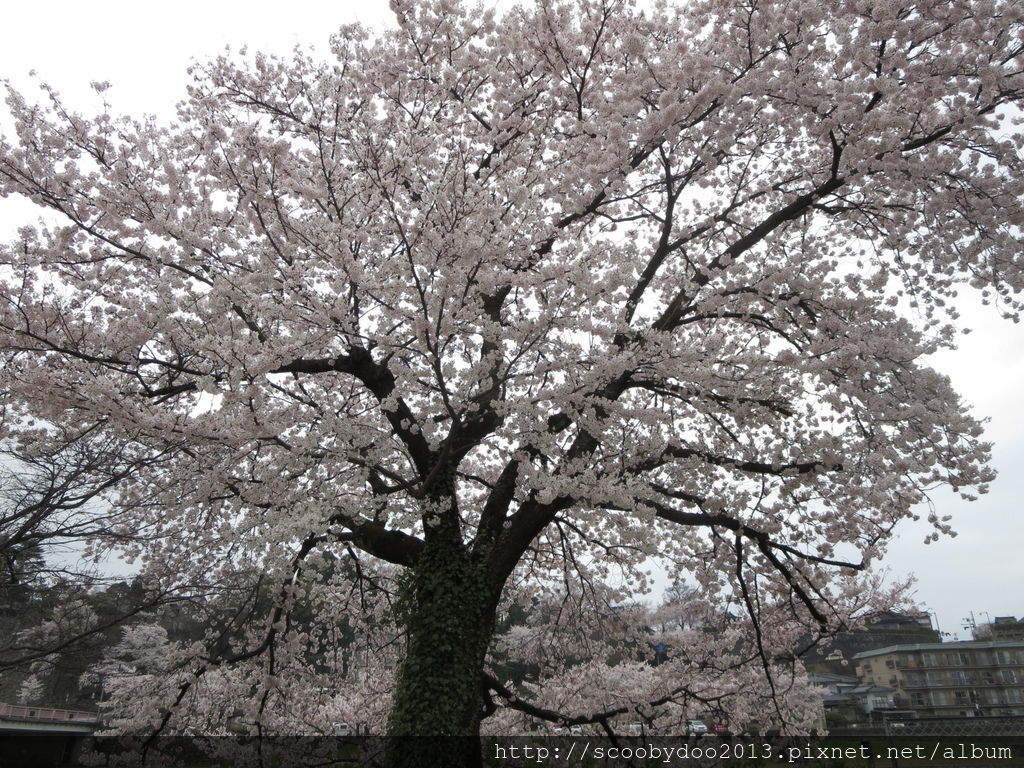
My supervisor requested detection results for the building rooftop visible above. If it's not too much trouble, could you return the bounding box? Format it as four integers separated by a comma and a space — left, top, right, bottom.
849, 683, 895, 694
808, 672, 858, 684
853, 639, 1024, 660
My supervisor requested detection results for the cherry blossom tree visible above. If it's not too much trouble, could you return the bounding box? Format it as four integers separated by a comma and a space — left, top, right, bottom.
1, 0, 1022, 765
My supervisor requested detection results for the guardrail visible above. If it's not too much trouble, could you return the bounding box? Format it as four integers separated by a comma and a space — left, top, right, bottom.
0, 701, 98, 724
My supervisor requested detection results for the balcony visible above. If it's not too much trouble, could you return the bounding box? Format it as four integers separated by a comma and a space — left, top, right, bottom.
896, 659, 1023, 670
901, 679, 1019, 689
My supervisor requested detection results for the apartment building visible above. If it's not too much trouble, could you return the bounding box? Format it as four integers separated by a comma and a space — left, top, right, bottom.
854, 641, 1024, 718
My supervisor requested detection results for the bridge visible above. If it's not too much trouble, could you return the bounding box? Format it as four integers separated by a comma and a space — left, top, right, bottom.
0, 701, 98, 767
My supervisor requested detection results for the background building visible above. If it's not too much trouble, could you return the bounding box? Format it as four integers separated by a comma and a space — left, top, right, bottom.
854, 640, 1024, 718
981, 617, 1024, 642
805, 611, 941, 674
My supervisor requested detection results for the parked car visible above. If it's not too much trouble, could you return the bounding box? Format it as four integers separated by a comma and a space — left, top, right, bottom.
331, 722, 351, 736
686, 719, 709, 735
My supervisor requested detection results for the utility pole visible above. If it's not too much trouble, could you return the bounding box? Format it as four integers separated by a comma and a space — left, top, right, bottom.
962, 612, 978, 640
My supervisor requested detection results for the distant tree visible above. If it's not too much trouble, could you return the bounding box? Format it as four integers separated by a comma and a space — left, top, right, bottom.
651, 579, 705, 632
1, 0, 1022, 766
16, 672, 42, 705
0, 425, 130, 585
0, 581, 125, 708
0, 541, 45, 607
0, 426, 172, 674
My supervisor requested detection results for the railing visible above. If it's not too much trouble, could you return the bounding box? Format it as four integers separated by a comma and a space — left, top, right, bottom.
897, 659, 1024, 670
901, 679, 1020, 689
882, 716, 1024, 737
0, 701, 98, 724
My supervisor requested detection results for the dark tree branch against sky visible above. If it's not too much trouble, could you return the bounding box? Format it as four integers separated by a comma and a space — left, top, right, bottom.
1, 1, 1022, 766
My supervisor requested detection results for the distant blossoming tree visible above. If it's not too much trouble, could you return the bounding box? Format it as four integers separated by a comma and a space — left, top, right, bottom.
1, 0, 1022, 765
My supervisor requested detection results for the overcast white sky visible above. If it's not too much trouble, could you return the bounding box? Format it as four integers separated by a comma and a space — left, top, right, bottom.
2, 1, 1021, 640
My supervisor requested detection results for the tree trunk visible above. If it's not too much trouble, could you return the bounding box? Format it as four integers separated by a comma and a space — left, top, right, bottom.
383, 532, 497, 768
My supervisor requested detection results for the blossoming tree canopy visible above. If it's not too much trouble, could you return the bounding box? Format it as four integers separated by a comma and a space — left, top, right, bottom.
1, 0, 1021, 765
